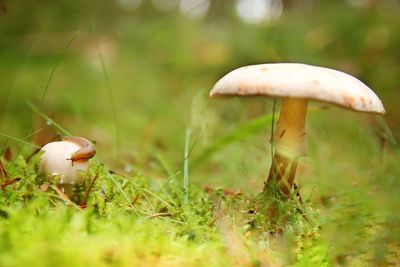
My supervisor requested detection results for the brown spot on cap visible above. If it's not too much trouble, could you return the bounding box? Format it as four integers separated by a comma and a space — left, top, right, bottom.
360, 97, 367, 108
344, 96, 355, 108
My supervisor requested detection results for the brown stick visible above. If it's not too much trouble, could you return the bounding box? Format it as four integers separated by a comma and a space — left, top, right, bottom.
1, 177, 21, 189
146, 212, 173, 219
80, 173, 100, 206
50, 185, 72, 202
0, 159, 7, 181
25, 148, 42, 163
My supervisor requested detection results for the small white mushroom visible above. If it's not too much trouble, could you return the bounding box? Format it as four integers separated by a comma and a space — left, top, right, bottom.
40, 137, 96, 186
210, 63, 385, 195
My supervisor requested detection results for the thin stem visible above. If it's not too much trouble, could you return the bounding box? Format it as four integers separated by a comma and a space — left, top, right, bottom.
264, 98, 308, 196
183, 128, 191, 204
27, 101, 71, 136
0, 132, 41, 149
40, 31, 80, 104
91, 16, 120, 156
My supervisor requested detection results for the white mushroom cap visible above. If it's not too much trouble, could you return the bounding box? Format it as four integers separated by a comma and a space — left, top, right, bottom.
40, 141, 89, 184
210, 63, 385, 114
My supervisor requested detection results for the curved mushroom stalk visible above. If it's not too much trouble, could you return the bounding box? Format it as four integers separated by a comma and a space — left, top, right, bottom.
264, 98, 308, 195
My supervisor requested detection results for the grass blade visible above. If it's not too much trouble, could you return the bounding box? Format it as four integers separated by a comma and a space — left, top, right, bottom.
27, 100, 71, 136
40, 31, 80, 104
183, 128, 191, 204
191, 114, 274, 167
91, 16, 120, 155
0, 132, 41, 149
154, 151, 174, 177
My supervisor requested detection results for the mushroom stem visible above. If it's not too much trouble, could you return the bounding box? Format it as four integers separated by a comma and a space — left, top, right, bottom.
264, 98, 308, 195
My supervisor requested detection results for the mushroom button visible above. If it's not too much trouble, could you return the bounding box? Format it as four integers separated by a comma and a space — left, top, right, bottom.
210, 63, 385, 196
40, 137, 96, 185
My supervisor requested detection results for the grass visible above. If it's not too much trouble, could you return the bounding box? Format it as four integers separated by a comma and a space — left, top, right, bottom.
1, 1, 400, 266
0, 154, 324, 267
1, 106, 399, 266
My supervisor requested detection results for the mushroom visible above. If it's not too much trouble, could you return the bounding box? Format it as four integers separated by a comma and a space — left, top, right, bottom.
210, 63, 385, 196
40, 136, 96, 194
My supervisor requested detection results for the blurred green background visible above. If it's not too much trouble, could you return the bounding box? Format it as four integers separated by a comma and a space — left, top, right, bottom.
1, 0, 399, 176
0, 0, 400, 265
1, 0, 400, 192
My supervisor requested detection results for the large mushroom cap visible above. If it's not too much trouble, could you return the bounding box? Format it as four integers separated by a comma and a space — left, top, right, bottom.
210, 63, 385, 114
